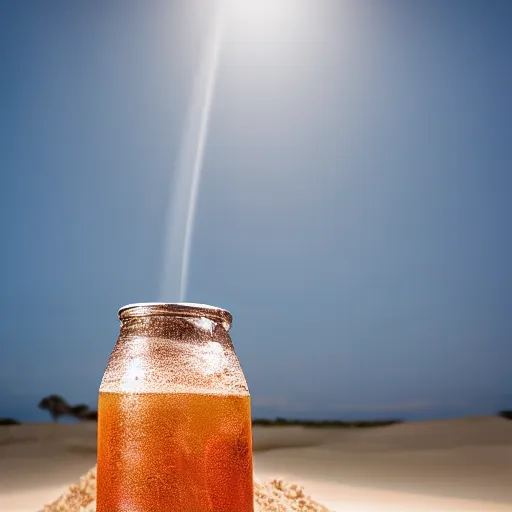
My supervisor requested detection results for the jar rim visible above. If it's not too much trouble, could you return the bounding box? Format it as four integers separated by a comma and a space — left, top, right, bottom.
118, 302, 232, 329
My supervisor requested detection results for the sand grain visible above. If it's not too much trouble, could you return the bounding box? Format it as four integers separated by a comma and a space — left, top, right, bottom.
40, 466, 330, 512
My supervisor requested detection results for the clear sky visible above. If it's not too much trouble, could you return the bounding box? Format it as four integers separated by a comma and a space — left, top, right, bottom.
1, 0, 511, 422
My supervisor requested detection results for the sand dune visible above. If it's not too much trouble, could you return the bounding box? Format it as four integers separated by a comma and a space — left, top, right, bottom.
253, 417, 512, 503
0, 417, 511, 511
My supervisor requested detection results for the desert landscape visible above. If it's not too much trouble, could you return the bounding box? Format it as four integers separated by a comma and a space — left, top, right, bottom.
2, 1, 510, 511
0, 416, 511, 511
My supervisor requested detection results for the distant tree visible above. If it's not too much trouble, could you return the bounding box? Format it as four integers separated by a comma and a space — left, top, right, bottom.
70, 404, 90, 419
80, 410, 98, 421
0, 417, 21, 426
498, 410, 512, 420
38, 395, 96, 422
251, 417, 403, 428
38, 395, 72, 422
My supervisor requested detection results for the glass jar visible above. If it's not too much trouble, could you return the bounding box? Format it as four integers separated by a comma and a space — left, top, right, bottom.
96, 303, 253, 511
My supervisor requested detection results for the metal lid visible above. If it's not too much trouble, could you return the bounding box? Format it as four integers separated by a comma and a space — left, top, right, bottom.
118, 302, 233, 330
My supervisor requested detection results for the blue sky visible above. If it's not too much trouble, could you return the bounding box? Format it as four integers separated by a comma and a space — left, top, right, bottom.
1, 0, 511, 422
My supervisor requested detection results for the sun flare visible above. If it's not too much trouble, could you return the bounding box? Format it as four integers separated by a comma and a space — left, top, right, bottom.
224, 0, 304, 39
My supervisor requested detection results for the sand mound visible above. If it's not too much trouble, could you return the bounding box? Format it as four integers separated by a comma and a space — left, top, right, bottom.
40, 466, 330, 512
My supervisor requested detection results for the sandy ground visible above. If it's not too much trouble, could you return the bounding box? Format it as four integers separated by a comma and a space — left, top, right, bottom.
0, 417, 511, 511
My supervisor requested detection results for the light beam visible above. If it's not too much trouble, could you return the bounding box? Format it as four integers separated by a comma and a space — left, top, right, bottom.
160, 2, 225, 302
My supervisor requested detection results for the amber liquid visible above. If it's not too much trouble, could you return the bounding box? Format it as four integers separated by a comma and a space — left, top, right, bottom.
97, 392, 253, 512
